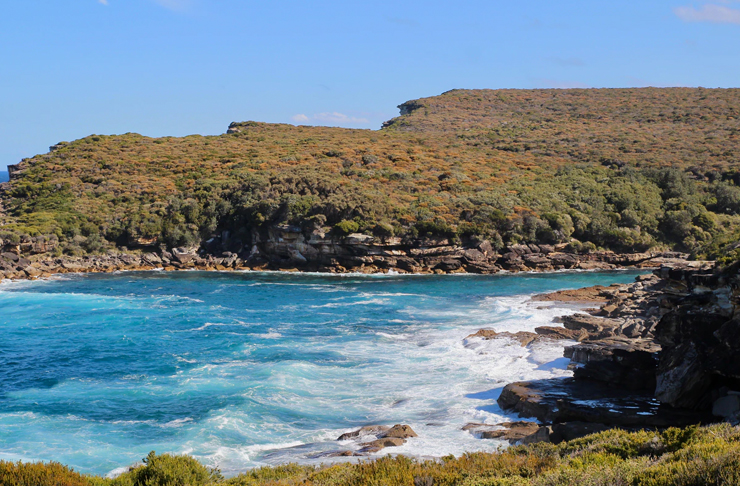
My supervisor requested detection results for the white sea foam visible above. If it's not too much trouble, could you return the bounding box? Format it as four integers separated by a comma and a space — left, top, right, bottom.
309, 298, 387, 308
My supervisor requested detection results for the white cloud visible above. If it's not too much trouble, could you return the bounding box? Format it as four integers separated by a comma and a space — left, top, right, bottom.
290, 112, 370, 126
98, 0, 108, 5
313, 112, 370, 124
674, 4, 740, 24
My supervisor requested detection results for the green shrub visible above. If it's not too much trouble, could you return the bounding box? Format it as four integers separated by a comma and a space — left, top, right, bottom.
0, 460, 90, 486
334, 219, 360, 235
115, 451, 222, 486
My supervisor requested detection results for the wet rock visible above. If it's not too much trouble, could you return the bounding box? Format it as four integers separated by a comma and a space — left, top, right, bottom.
318, 450, 355, 458
358, 437, 407, 453
337, 425, 390, 441
466, 329, 540, 347
497, 378, 708, 427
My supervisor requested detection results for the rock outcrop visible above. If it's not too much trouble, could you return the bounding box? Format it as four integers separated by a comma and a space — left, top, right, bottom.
333, 424, 418, 456
462, 421, 550, 445
0, 227, 696, 282
493, 261, 739, 442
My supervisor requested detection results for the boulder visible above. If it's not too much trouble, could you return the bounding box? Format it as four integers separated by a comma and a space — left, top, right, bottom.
462, 249, 486, 263
434, 259, 462, 271
1, 252, 19, 262
382, 424, 418, 439
171, 247, 195, 264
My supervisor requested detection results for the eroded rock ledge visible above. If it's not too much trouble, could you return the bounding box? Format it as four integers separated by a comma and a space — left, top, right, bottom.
484, 261, 740, 443
0, 228, 693, 282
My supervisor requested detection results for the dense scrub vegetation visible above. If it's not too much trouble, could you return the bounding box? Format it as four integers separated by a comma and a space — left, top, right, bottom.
3, 424, 740, 485
1, 88, 739, 258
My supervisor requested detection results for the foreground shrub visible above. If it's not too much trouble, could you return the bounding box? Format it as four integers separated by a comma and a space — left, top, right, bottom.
8, 425, 740, 485
111, 452, 222, 486
0, 460, 89, 486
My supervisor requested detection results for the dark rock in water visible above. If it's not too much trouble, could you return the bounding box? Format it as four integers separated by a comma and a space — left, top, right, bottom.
358, 437, 406, 453
463, 421, 550, 445
466, 329, 540, 347
320, 450, 355, 457
337, 425, 390, 441
336, 424, 417, 454
497, 378, 709, 427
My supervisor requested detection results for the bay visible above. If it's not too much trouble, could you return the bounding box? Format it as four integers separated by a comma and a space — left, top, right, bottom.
0, 270, 644, 476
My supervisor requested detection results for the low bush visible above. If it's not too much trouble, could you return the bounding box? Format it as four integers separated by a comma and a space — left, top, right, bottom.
11, 425, 740, 486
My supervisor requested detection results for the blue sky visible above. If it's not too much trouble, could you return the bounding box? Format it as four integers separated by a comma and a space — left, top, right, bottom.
1, 1, 739, 171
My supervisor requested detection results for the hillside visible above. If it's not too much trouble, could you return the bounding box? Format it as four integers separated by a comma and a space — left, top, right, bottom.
1, 88, 739, 263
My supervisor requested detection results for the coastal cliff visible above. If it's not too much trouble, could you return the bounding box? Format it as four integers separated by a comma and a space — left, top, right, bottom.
0, 228, 692, 280
494, 260, 740, 442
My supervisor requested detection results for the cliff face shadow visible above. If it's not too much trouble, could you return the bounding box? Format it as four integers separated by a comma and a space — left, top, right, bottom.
466, 386, 505, 414
536, 357, 571, 372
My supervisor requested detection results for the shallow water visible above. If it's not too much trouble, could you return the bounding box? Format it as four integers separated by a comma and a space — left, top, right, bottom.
0, 270, 644, 476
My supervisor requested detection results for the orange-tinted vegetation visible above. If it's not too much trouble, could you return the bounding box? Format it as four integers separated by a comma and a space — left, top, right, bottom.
1, 88, 739, 258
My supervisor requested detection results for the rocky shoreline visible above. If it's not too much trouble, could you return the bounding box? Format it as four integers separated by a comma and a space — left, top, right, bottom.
0, 230, 696, 282
459, 259, 740, 445
4, 235, 734, 457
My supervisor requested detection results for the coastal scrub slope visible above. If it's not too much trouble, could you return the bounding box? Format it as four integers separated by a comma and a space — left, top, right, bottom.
1, 88, 739, 262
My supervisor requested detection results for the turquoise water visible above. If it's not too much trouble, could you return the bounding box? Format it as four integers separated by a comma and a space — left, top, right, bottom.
0, 270, 643, 476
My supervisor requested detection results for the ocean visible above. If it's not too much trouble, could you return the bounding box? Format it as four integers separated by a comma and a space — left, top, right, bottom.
0, 270, 644, 476
0, 171, 8, 183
